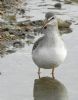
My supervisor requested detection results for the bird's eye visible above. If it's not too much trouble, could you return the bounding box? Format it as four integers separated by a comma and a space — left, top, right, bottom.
51, 17, 55, 19
50, 17, 55, 20
44, 26, 47, 29
48, 17, 55, 21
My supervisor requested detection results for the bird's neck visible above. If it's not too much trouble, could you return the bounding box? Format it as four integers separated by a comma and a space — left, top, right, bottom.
43, 25, 62, 46
45, 25, 60, 38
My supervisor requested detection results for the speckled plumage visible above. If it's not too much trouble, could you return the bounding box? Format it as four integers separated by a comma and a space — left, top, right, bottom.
32, 37, 44, 51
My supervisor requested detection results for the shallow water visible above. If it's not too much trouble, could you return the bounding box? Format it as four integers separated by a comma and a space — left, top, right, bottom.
0, 0, 78, 100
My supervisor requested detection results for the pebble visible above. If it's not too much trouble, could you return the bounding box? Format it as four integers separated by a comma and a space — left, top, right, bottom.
13, 41, 25, 48
54, 3, 62, 9
64, 0, 72, 4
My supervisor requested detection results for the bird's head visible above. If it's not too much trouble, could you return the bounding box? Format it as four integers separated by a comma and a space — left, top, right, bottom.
43, 12, 58, 28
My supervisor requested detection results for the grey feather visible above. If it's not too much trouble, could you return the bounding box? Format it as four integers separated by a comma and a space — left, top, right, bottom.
32, 37, 44, 51
45, 12, 55, 19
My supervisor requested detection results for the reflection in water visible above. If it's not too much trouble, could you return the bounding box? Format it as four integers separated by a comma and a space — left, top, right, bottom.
34, 77, 68, 100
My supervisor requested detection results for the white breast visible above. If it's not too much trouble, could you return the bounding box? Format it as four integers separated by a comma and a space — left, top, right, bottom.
32, 45, 67, 69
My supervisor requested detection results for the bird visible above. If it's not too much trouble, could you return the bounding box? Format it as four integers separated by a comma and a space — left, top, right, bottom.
32, 12, 67, 78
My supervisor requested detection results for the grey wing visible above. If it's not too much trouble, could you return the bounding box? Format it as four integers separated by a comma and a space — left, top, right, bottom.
32, 37, 44, 51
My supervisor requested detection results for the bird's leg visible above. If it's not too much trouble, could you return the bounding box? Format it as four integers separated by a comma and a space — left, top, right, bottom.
52, 66, 55, 79
38, 68, 40, 79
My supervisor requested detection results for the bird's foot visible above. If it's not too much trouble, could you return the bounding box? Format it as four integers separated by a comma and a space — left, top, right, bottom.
38, 72, 41, 79
52, 73, 55, 79
50, 72, 55, 79
51, 67, 55, 79
38, 71, 41, 74
38, 68, 41, 79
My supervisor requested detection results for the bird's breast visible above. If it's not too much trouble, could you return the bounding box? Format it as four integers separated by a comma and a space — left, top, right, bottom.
32, 39, 67, 68
36, 45, 67, 66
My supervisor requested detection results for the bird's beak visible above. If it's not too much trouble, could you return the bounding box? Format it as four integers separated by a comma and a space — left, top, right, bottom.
43, 19, 49, 28
43, 17, 53, 28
